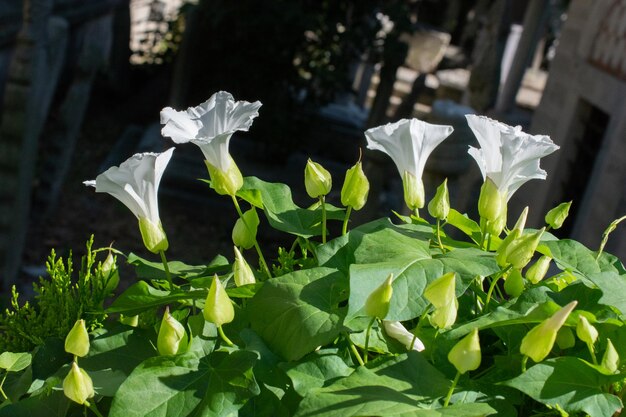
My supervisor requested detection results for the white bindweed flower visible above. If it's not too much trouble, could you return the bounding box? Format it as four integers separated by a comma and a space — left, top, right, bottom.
383, 321, 425, 352
160, 91, 262, 195
365, 118, 453, 210
84, 148, 174, 253
466, 115, 559, 201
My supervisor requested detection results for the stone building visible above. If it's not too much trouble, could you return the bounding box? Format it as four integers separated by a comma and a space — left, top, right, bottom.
525, 0, 626, 259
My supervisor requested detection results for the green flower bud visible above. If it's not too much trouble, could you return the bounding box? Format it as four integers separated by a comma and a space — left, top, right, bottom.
120, 314, 139, 327
520, 301, 577, 363
305, 159, 332, 198
65, 319, 90, 357
478, 177, 506, 222
555, 326, 576, 350
157, 306, 188, 356
402, 171, 425, 210
205, 156, 244, 196
526, 255, 551, 284
365, 274, 394, 319
496, 228, 521, 267
102, 251, 120, 295
601, 339, 619, 373
428, 179, 450, 220
576, 316, 598, 345
504, 269, 525, 298
138, 217, 169, 253
341, 161, 369, 210
232, 207, 259, 250
448, 328, 481, 374
512, 207, 529, 234
484, 210, 507, 236
424, 272, 457, 329
506, 228, 545, 270
545, 201, 572, 230
203, 275, 235, 326
63, 361, 94, 405
233, 246, 255, 287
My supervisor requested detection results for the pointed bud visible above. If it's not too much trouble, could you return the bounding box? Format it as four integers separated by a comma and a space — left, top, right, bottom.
305, 159, 332, 198
555, 326, 576, 350
203, 275, 235, 326
504, 269, 525, 298
382, 321, 425, 351
365, 274, 394, 319
601, 339, 619, 373
232, 207, 259, 250
576, 316, 598, 345
506, 228, 545, 269
478, 177, 506, 222
341, 161, 369, 210
428, 179, 450, 220
233, 246, 256, 287
513, 207, 529, 233
63, 362, 94, 405
496, 228, 522, 267
138, 217, 169, 253
102, 251, 120, 294
545, 201, 572, 230
120, 314, 139, 327
65, 319, 90, 357
448, 328, 481, 374
205, 155, 244, 196
157, 306, 188, 356
526, 256, 552, 284
520, 301, 577, 363
424, 272, 458, 329
402, 171, 425, 210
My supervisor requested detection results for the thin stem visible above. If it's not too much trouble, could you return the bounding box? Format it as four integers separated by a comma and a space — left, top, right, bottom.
0, 372, 8, 401
414, 208, 420, 219
587, 343, 598, 365
443, 371, 461, 407
521, 355, 529, 373
159, 250, 173, 289
342, 206, 353, 236
485, 266, 512, 307
231, 196, 272, 278
320, 196, 327, 244
218, 325, 234, 347
86, 401, 105, 417
345, 333, 365, 366
487, 234, 492, 252
479, 221, 487, 249
436, 219, 445, 253
364, 317, 376, 364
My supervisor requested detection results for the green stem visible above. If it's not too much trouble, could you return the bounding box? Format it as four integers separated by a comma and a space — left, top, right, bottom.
342, 206, 353, 236
487, 234, 492, 252
320, 196, 327, 244
485, 266, 512, 307
436, 219, 445, 253
86, 401, 105, 417
364, 317, 376, 364
414, 208, 420, 219
159, 250, 173, 289
443, 371, 461, 407
345, 333, 365, 366
218, 325, 234, 347
231, 196, 272, 278
0, 372, 8, 401
479, 221, 487, 249
587, 342, 598, 365
521, 355, 529, 373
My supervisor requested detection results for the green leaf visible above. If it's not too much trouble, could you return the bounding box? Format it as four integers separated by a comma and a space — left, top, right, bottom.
446, 209, 481, 243
294, 352, 450, 417
239, 176, 344, 238
347, 248, 498, 324
281, 351, 353, 396
586, 271, 626, 315
109, 350, 259, 417
107, 281, 205, 315
502, 357, 624, 417
0, 390, 69, 417
0, 352, 31, 372
128, 253, 230, 280
538, 239, 619, 275
247, 267, 347, 361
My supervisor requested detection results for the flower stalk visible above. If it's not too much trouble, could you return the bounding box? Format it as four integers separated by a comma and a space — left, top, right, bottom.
231, 196, 271, 278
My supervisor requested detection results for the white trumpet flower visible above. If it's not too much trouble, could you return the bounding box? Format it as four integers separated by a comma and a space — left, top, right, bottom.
84, 148, 174, 253
365, 118, 453, 210
383, 321, 425, 352
466, 115, 559, 200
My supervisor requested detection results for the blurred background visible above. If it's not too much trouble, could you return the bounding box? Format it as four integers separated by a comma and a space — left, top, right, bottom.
1, 0, 625, 297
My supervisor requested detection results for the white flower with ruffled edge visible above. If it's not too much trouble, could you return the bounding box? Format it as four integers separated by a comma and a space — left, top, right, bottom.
160, 91, 261, 195
365, 118, 453, 210
84, 148, 174, 253
466, 115, 559, 201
